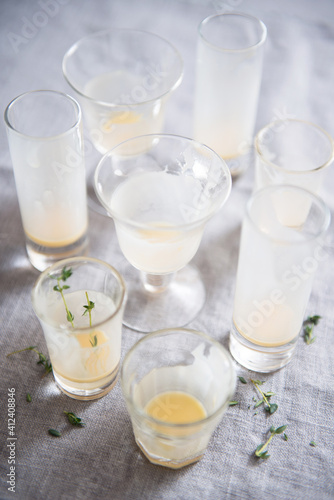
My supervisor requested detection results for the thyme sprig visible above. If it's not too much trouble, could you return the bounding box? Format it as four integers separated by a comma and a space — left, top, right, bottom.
83, 291, 95, 328
7, 346, 52, 376
255, 425, 287, 460
50, 267, 74, 327
303, 315, 321, 345
251, 379, 278, 415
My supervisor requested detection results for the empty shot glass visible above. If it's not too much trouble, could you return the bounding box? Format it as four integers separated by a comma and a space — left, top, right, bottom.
32, 257, 127, 400
193, 13, 267, 177
254, 119, 334, 195
121, 328, 236, 469
4, 90, 88, 271
229, 185, 331, 373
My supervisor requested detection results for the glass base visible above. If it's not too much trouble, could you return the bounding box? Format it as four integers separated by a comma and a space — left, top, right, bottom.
121, 264, 206, 333
229, 321, 298, 373
53, 364, 119, 401
136, 439, 204, 469
224, 148, 253, 179
26, 233, 89, 271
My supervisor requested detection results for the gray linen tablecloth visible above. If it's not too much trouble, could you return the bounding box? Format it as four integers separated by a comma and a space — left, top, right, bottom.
0, 1, 333, 499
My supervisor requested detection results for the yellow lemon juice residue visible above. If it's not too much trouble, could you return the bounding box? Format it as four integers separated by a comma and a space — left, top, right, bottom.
145, 391, 207, 424
103, 110, 141, 131
138, 222, 181, 244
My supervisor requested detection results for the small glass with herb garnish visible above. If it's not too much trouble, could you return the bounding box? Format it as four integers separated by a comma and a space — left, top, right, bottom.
31, 257, 127, 400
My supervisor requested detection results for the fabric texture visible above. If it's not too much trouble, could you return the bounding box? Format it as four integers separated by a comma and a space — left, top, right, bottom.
0, 1, 333, 499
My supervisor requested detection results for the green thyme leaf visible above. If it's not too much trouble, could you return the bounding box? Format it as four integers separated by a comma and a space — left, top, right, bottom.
305, 315, 321, 326
267, 403, 278, 415
26, 393, 32, 402
64, 411, 85, 427
275, 425, 287, 434
238, 376, 247, 384
89, 334, 98, 348
229, 401, 239, 406
48, 429, 61, 437
264, 391, 275, 397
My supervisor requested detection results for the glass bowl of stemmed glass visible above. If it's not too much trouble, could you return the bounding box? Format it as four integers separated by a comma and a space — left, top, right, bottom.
94, 134, 232, 332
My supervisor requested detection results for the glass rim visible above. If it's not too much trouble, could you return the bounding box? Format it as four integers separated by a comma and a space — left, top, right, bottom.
198, 12, 267, 53
31, 256, 127, 333
254, 118, 334, 174
94, 133, 232, 231
62, 28, 184, 108
120, 327, 236, 429
245, 184, 331, 244
4, 89, 82, 140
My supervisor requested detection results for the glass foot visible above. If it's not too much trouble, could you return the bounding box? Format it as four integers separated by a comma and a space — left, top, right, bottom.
135, 438, 204, 469
26, 233, 89, 272
53, 364, 119, 400
229, 321, 298, 373
121, 265, 206, 333
225, 148, 253, 179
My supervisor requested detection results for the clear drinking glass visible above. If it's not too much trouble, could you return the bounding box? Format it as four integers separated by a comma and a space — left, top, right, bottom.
229, 185, 331, 373
254, 119, 334, 194
4, 90, 88, 271
32, 257, 127, 400
62, 29, 183, 155
193, 13, 267, 177
94, 134, 232, 332
121, 328, 236, 469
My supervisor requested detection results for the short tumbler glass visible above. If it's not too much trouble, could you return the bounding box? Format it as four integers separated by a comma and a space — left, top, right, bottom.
121, 328, 236, 469
229, 185, 331, 373
4, 90, 88, 271
63, 29, 183, 155
32, 257, 127, 400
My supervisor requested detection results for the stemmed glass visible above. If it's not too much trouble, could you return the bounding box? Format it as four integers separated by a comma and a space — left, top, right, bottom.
94, 134, 232, 332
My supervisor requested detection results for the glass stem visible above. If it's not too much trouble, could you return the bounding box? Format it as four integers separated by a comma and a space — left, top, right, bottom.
141, 272, 173, 294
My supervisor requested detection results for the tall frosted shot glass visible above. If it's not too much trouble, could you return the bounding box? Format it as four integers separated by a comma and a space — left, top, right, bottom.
32, 257, 127, 400
4, 90, 88, 271
254, 119, 334, 194
121, 328, 236, 469
193, 13, 267, 177
229, 185, 330, 373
